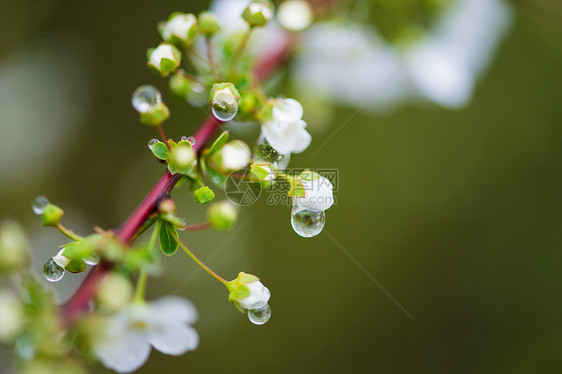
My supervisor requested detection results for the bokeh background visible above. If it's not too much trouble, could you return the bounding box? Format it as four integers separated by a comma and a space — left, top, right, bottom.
1, 0, 561, 373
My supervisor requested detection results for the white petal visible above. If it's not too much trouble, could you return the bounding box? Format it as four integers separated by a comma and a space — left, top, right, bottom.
287, 121, 312, 154
262, 119, 311, 154
94, 329, 151, 373
237, 281, 270, 310
149, 296, 198, 325
149, 324, 199, 356
296, 176, 334, 211
273, 98, 304, 122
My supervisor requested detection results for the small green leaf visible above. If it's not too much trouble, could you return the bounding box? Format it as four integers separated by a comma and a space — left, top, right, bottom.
158, 221, 179, 256
208, 131, 229, 155
151, 142, 169, 160
194, 186, 215, 204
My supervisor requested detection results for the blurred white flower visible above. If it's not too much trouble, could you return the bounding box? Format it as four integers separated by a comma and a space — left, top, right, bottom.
94, 296, 198, 373
295, 173, 334, 212
293, 0, 513, 110
262, 98, 312, 154
0, 290, 24, 342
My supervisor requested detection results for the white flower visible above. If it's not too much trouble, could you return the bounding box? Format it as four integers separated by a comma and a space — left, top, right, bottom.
261, 98, 312, 154
293, 0, 513, 110
221, 140, 251, 171
160, 13, 197, 46
277, 0, 313, 32
295, 173, 334, 212
237, 280, 270, 310
94, 296, 198, 373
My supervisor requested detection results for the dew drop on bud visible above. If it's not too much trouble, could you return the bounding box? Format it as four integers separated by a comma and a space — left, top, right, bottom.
181, 136, 188, 141
132, 85, 162, 113
248, 304, 271, 325
148, 138, 160, 150
291, 208, 325, 238
84, 255, 99, 266
32, 196, 49, 215
187, 136, 196, 146
43, 258, 65, 282
211, 91, 238, 121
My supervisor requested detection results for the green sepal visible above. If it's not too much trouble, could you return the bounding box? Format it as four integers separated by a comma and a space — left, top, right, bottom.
299, 169, 321, 180
151, 142, 169, 160
194, 186, 216, 204
122, 245, 158, 272
287, 178, 305, 198
159, 58, 177, 75
208, 131, 229, 155
228, 284, 250, 303
65, 259, 86, 274
158, 221, 179, 256
205, 160, 228, 186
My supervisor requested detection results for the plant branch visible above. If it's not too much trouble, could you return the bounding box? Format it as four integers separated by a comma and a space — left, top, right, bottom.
59, 31, 298, 326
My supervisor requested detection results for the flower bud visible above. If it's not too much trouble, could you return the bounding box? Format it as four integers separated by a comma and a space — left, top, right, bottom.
159, 12, 198, 47
227, 272, 270, 311
158, 198, 176, 214
242, 0, 274, 28
209, 83, 241, 122
167, 141, 197, 175
207, 201, 238, 230
294, 170, 334, 212
198, 12, 221, 36
213, 140, 251, 172
147, 43, 181, 77
41, 204, 64, 227
277, 0, 313, 31
194, 186, 215, 205
0, 290, 24, 343
0, 220, 30, 273
95, 272, 133, 312
250, 162, 276, 189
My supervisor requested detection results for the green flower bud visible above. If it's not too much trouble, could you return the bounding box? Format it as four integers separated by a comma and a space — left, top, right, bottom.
227, 272, 270, 312
0, 220, 30, 273
158, 198, 176, 214
198, 12, 221, 36
139, 102, 170, 126
242, 0, 274, 28
209, 83, 241, 122
207, 201, 238, 230
194, 186, 216, 204
167, 141, 197, 175
147, 42, 182, 77
42, 204, 64, 227
95, 272, 133, 311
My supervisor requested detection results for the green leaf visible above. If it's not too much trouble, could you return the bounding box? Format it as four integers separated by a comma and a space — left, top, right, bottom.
158, 221, 179, 256
151, 142, 169, 160
208, 131, 229, 155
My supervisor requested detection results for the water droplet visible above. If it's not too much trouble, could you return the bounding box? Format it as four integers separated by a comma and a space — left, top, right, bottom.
32, 196, 49, 215
180, 136, 188, 141
43, 258, 65, 282
248, 304, 271, 325
187, 136, 196, 146
211, 91, 238, 121
177, 218, 188, 231
132, 85, 162, 113
84, 255, 99, 266
148, 138, 160, 150
291, 207, 325, 238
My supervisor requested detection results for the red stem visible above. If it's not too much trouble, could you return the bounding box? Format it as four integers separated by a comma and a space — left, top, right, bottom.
60, 32, 297, 325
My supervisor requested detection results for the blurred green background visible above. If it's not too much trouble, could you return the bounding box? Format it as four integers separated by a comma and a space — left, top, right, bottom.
1, 0, 561, 373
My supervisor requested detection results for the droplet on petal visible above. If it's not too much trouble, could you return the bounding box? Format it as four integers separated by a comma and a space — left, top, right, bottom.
43, 258, 65, 282
248, 303, 271, 325
148, 138, 160, 150
132, 85, 162, 113
211, 91, 238, 122
291, 208, 325, 238
32, 196, 49, 215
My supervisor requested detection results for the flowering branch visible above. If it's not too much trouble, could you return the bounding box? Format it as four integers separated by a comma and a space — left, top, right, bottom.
59, 33, 297, 325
